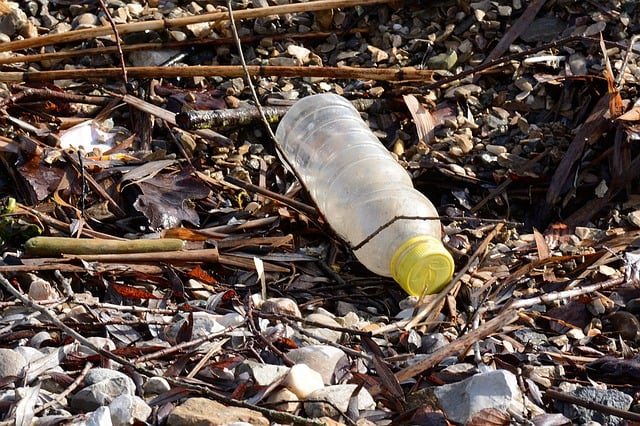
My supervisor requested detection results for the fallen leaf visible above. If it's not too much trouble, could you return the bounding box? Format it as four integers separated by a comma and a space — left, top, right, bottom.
110, 282, 159, 300
403, 94, 435, 144
132, 169, 211, 230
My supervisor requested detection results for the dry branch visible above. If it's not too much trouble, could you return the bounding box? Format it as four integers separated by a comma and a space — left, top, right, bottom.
369, 309, 519, 396
0, 65, 434, 83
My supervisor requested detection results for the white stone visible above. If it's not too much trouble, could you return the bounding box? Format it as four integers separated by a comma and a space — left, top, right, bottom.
283, 364, 324, 398
287, 345, 349, 384
433, 369, 526, 424
109, 394, 152, 426
143, 377, 171, 395
261, 297, 301, 318
287, 45, 311, 64
266, 388, 300, 412
85, 406, 112, 426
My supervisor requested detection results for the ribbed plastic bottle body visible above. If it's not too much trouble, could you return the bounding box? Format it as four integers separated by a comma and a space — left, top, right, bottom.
275, 94, 442, 277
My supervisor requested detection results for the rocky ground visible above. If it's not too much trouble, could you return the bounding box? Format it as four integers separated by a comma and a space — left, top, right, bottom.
0, 0, 640, 425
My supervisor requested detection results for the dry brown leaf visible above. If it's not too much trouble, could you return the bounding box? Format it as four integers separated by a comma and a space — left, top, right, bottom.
467, 408, 511, 426
600, 34, 624, 118
403, 94, 435, 144
617, 105, 640, 121
110, 282, 160, 300
533, 228, 551, 260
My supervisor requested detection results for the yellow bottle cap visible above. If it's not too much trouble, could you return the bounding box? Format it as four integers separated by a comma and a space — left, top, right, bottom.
390, 236, 455, 296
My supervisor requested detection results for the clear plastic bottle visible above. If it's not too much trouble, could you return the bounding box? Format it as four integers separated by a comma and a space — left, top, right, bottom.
275, 93, 454, 295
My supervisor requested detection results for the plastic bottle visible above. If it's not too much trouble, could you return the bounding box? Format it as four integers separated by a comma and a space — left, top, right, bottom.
275, 93, 454, 295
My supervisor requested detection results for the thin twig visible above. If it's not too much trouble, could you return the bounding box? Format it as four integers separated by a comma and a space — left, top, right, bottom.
132, 324, 241, 364
33, 362, 93, 415
368, 308, 518, 396
487, 276, 625, 313
224, 175, 318, 217
97, 0, 127, 83
0, 65, 434, 84
403, 223, 505, 331
0, 87, 111, 110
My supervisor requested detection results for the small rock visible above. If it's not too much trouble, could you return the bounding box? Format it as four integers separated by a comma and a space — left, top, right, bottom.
29, 331, 53, 348
565, 328, 586, 340
19, 20, 37, 38
266, 388, 300, 412
77, 337, 117, 356
269, 57, 298, 67
72, 13, 99, 29
367, 45, 389, 63
335, 301, 358, 317
283, 363, 324, 398
0, 6, 28, 37
514, 77, 533, 92
428, 51, 458, 71
497, 5, 512, 16
419, 333, 449, 354
486, 144, 507, 155
70, 368, 136, 411
129, 49, 181, 67
628, 210, 640, 228
574, 226, 606, 241
448, 164, 467, 175
287, 345, 349, 384
169, 30, 187, 42
13, 346, 42, 364
555, 386, 633, 426
287, 44, 311, 64
85, 406, 112, 426
433, 369, 527, 425
568, 53, 588, 76
304, 384, 375, 418
512, 328, 548, 346
452, 133, 474, 154
127, 3, 144, 17
608, 311, 640, 341
236, 360, 289, 386
303, 313, 343, 343
522, 365, 565, 388
261, 297, 301, 318
109, 394, 152, 426
186, 22, 211, 38
143, 377, 171, 395
166, 397, 268, 426
0, 348, 27, 379
548, 334, 569, 348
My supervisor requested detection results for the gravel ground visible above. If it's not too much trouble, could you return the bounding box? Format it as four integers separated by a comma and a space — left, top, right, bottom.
0, 0, 640, 425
